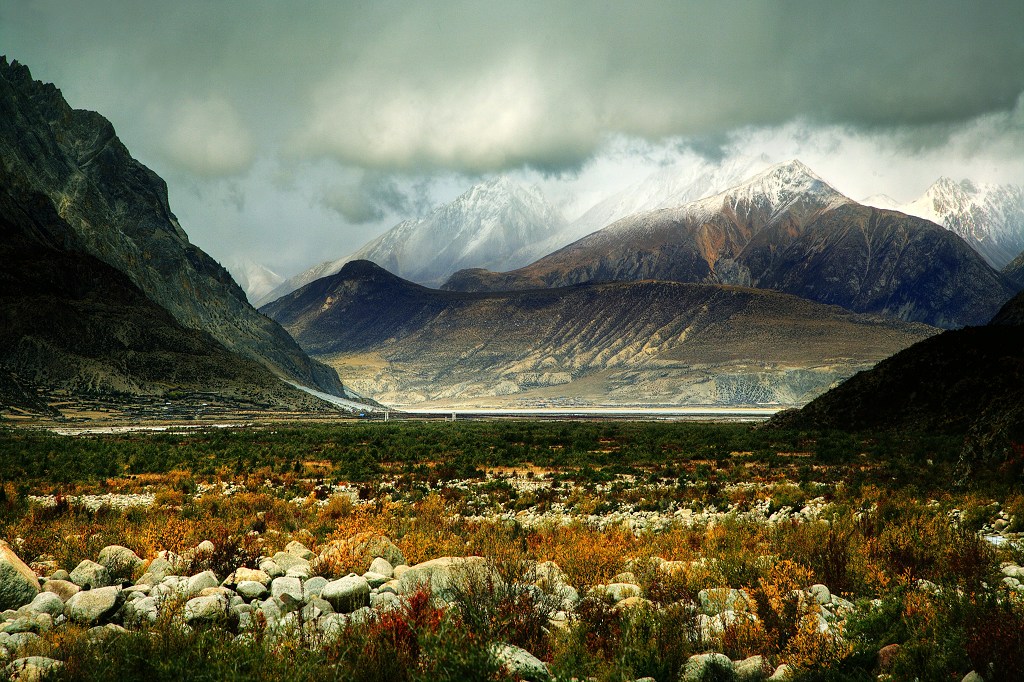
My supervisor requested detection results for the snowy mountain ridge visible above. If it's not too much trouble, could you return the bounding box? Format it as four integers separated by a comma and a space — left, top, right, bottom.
864, 178, 1024, 269
224, 258, 285, 304
256, 177, 566, 306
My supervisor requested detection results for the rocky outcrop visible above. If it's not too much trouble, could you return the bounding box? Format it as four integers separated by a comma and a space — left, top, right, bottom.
264, 261, 936, 407
0, 57, 346, 399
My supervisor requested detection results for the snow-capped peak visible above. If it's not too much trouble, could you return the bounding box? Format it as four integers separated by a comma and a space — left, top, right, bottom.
901, 177, 1024, 268
224, 257, 284, 304
684, 159, 849, 223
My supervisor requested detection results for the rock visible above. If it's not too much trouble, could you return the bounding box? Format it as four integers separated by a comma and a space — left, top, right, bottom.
0, 542, 40, 611
4, 632, 40, 655
362, 572, 389, 589
66, 586, 122, 625
187, 571, 220, 597
122, 596, 159, 626
877, 643, 901, 672
2, 617, 42, 635
24, 592, 64, 618
195, 540, 216, 556
321, 575, 371, 614
961, 673, 984, 682
613, 596, 653, 612
184, 594, 228, 625
97, 545, 143, 579
392, 565, 411, 580
42, 579, 78, 603
236, 581, 268, 601
258, 558, 284, 579
316, 533, 406, 575
302, 597, 334, 621
734, 655, 770, 680
303, 576, 329, 601
808, 584, 832, 605
699, 588, 751, 615
6, 656, 63, 681
768, 664, 793, 681
271, 552, 310, 576
681, 653, 734, 682
397, 556, 488, 601
370, 591, 401, 611
368, 557, 394, 578
611, 571, 638, 584
87, 623, 126, 643
226, 568, 270, 587
271, 576, 303, 602
285, 540, 314, 560
257, 598, 282, 624
69, 560, 110, 589
594, 582, 642, 604
490, 642, 550, 681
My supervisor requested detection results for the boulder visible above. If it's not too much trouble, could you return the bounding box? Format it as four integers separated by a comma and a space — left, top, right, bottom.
97, 545, 143, 579
490, 642, 549, 681
0, 542, 40, 611
316, 533, 406, 575
321, 575, 370, 613
368, 557, 394, 579
735, 655, 771, 680
225, 568, 270, 587
285, 541, 314, 560
24, 592, 64, 618
69, 560, 111, 589
271, 552, 309, 576
184, 594, 228, 625
303, 576, 329, 601
961, 673, 984, 682
42, 580, 79, 602
271, 576, 303, 602
122, 596, 159, 626
681, 653, 734, 682
6, 656, 63, 681
236, 581, 268, 601
258, 558, 284, 579
186, 571, 220, 597
699, 588, 751, 615
768, 664, 793, 681
808, 584, 832, 605
66, 586, 122, 625
363, 572, 390, 589
397, 556, 487, 601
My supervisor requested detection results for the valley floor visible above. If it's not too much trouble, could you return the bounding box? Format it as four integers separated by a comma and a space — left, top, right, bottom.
0, 420, 1019, 681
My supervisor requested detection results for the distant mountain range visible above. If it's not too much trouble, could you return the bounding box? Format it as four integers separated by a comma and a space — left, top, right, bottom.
864, 178, 1024, 270
443, 161, 1015, 328
255, 177, 567, 305
261, 260, 936, 407
0, 57, 352, 414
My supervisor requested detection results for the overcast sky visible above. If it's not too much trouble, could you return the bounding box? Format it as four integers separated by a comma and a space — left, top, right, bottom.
2, 1, 1022, 277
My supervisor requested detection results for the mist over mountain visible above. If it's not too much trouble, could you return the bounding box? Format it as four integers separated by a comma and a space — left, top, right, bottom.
0, 57, 347, 408
444, 161, 1015, 328
262, 260, 936, 408
256, 177, 566, 305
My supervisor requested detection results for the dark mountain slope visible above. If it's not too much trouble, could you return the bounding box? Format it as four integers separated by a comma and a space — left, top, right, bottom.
0, 178, 328, 414
0, 56, 344, 396
264, 261, 936, 407
773, 292, 1024, 456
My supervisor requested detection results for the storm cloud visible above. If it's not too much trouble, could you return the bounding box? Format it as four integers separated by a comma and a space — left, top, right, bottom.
1, 0, 1021, 275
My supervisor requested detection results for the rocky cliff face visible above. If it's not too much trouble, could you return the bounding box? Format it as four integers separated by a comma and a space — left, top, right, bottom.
0, 57, 344, 396
263, 261, 936, 407
443, 162, 1014, 328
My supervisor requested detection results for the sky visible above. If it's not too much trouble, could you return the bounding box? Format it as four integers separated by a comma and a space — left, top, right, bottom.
2, 1, 1022, 279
